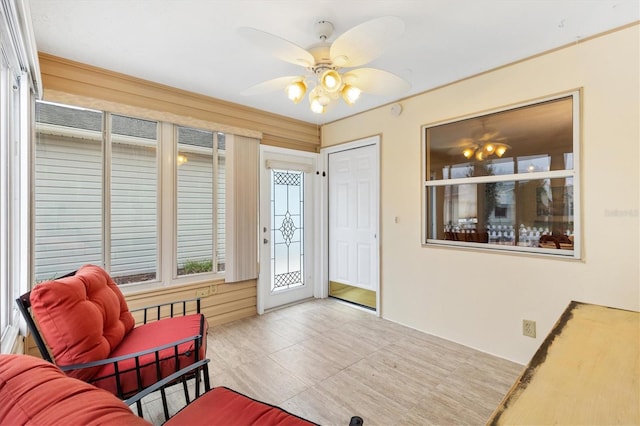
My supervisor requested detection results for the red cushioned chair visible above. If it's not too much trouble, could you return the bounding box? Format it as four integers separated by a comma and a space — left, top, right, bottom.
0, 354, 319, 426
15, 264, 210, 421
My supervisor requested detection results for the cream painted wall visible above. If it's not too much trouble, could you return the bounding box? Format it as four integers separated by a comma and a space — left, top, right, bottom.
321, 24, 639, 364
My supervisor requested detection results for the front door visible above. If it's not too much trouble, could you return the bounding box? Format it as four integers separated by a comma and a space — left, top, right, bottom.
258, 147, 316, 313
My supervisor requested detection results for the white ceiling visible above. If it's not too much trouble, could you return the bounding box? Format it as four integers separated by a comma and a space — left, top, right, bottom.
28, 0, 639, 125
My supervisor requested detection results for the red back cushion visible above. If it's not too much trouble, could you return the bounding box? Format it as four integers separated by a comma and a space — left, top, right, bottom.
30, 264, 135, 380
0, 354, 149, 425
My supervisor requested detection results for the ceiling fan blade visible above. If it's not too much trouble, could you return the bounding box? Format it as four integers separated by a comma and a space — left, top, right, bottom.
342, 68, 410, 96
238, 27, 315, 68
241, 76, 302, 96
476, 131, 501, 142
330, 16, 404, 68
457, 138, 476, 146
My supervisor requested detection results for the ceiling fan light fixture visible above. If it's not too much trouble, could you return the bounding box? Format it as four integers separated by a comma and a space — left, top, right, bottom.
320, 69, 342, 92
341, 84, 361, 105
240, 17, 409, 116
285, 80, 307, 104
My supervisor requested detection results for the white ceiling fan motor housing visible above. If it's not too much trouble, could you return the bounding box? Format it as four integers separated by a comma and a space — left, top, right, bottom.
309, 20, 335, 73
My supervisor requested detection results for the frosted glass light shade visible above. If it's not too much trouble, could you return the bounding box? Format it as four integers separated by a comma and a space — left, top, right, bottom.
341, 85, 361, 105
285, 81, 307, 104
320, 69, 342, 92
310, 98, 325, 114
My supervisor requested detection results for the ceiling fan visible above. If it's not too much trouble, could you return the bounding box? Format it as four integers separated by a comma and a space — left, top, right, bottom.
238, 16, 411, 114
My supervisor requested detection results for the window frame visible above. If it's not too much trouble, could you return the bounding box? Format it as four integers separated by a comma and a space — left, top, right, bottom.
33, 101, 227, 290
0, 48, 22, 352
174, 126, 225, 281
107, 112, 160, 284
1, 0, 40, 352
421, 90, 581, 259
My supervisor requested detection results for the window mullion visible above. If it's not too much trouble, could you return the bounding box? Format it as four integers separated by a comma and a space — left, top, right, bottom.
160, 122, 174, 284
0, 62, 10, 334
212, 132, 219, 273
425, 169, 574, 187
103, 112, 112, 272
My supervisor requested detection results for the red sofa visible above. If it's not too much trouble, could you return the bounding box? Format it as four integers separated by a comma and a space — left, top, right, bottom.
0, 354, 317, 425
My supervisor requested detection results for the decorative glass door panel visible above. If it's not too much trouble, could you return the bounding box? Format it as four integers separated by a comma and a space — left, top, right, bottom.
271, 169, 304, 292
259, 147, 315, 312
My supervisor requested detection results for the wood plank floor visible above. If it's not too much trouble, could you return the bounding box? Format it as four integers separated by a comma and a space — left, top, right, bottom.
141, 298, 523, 425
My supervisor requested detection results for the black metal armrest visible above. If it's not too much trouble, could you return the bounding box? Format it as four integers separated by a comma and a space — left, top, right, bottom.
58, 334, 203, 373
124, 359, 210, 406
130, 298, 202, 323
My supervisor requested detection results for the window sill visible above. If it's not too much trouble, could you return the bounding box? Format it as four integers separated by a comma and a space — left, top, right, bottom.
423, 239, 580, 260
0, 324, 21, 355
121, 274, 226, 298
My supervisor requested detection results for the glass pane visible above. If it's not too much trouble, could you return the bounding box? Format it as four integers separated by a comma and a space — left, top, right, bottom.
110, 114, 158, 284
271, 169, 304, 292
176, 126, 214, 276
428, 178, 574, 253
428, 96, 573, 180
34, 102, 104, 281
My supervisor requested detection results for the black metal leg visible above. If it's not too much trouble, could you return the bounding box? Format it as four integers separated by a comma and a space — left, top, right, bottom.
194, 367, 201, 398
160, 387, 169, 420
203, 364, 211, 392
181, 376, 190, 404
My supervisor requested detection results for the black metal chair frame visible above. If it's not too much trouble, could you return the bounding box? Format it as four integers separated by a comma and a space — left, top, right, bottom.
125, 360, 363, 426
16, 274, 211, 421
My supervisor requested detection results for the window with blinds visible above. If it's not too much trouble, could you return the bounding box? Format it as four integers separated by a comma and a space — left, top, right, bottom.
34, 101, 231, 285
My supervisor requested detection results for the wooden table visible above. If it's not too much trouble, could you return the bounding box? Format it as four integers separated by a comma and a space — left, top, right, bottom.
488, 301, 640, 425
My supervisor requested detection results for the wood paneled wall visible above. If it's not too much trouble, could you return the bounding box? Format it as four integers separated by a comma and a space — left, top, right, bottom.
38, 53, 320, 152
125, 279, 257, 327
25, 334, 40, 358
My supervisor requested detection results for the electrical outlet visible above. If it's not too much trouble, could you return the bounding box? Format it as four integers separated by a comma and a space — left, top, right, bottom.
523, 319, 536, 338
196, 287, 210, 298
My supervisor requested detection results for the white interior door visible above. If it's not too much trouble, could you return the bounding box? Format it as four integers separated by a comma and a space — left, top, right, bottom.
328, 140, 379, 294
258, 147, 316, 312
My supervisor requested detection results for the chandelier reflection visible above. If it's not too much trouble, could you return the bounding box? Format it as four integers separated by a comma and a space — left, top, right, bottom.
461, 120, 510, 161
462, 142, 511, 161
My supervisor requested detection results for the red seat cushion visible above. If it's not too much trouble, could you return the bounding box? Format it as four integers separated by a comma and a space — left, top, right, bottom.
91, 313, 208, 396
29, 264, 135, 381
166, 387, 317, 426
0, 354, 149, 426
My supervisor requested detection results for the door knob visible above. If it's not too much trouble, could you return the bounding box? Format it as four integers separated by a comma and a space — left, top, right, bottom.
263, 238, 269, 244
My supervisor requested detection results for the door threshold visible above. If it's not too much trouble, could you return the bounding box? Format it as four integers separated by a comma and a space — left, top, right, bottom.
262, 297, 315, 314
329, 296, 377, 314
329, 281, 376, 310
